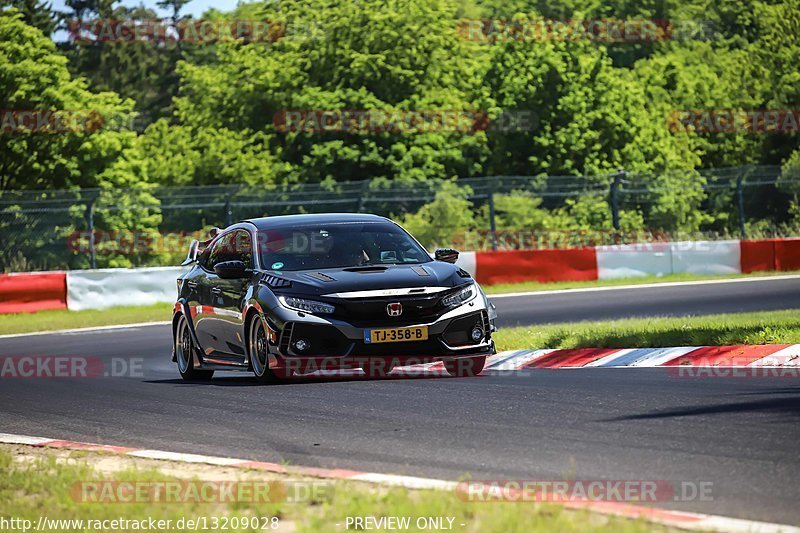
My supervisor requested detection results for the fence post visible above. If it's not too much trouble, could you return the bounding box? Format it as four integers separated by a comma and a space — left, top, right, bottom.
223, 186, 242, 226
736, 171, 746, 239
85, 196, 97, 270
224, 194, 233, 226
610, 169, 623, 242
356, 180, 370, 213
487, 187, 498, 251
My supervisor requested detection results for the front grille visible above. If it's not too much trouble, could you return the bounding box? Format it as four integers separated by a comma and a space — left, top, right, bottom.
331, 289, 461, 327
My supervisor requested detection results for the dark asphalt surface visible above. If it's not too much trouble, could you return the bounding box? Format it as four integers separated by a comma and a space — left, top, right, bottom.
1, 277, 799, 525
492, 275, 800, 327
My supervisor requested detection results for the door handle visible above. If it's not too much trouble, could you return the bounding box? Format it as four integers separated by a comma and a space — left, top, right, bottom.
186, 281, 198, 289
211, 287, 222, 295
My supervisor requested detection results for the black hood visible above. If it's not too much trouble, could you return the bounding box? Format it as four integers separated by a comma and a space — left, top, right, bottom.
260, 261, 470, 297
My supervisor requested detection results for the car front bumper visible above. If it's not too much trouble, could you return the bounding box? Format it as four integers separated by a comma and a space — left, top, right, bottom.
266, 293, 496, 366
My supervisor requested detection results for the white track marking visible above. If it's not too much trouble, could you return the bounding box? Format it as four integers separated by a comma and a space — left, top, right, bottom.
489, 349, 558, 370
748, 345, 800, 367
583, 349, 636, 367
0, 321, 170, 339
349, 473, 457, 490
127, 449, 247, 466
684, 514, 800, 533
487, 274, 800, 299
628, 346, 700, 367
0, 433, 55, 445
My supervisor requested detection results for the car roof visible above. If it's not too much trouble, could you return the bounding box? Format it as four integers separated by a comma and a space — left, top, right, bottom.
243, 213, 391, 230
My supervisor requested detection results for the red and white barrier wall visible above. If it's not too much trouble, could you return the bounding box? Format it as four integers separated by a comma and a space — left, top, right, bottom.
0, 272, 67, 314
0, 267, 186, 314
1, 238, 799, 314
464, 238, 799, 285
66, 266, 188, 311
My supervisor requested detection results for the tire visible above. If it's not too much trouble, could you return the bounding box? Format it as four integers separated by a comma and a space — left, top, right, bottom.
444, 355, 486, 377
249, 314, 289, 383
175, 314, 214, 381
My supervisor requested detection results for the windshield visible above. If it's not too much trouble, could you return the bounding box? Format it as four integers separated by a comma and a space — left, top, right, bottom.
258, 222, 431, 271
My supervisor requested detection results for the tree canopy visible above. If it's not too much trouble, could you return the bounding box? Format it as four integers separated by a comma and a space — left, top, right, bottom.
1, 0, 799, 263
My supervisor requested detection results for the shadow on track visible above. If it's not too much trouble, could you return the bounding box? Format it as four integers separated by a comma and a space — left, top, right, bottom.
602, 391, 800, 421
145, 372, 461, 387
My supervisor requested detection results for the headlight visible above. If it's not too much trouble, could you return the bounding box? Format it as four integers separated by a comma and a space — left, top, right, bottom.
279, 296, 335, 314
441, 283, 477, 308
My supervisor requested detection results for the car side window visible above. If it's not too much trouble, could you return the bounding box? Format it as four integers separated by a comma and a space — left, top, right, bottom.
205, 234, 231, 270
203, 230, 253, 271
234, 231, 254, 268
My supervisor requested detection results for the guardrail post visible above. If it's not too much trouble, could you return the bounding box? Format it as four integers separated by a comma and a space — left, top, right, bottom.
736, 171, 746, 239
610, 169, 623, 243
357, 180, 370, 213
224, 185, 241, 226
488, 188, 498, 251
224, 195, 233, 226
85, 197, 97, 269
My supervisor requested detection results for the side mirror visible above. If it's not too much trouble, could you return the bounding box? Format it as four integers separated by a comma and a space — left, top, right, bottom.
180, 239, 199, 266
214, 260, 249, 279
435, 248, 459, 264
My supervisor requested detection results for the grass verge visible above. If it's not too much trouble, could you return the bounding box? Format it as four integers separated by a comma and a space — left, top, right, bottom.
0, 446, 658, 532
483, 270, 799, 294
0, 304, 172, 336
494, 310, 800, 351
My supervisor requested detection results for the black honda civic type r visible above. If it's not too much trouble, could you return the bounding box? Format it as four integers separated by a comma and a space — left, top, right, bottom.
172, 213, 497, 381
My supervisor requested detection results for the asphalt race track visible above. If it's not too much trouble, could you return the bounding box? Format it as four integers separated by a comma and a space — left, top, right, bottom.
492, 275, 800, 327
1, 277, 799, 526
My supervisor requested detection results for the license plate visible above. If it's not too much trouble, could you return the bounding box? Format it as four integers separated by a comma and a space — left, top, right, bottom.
364, 326, 428, 344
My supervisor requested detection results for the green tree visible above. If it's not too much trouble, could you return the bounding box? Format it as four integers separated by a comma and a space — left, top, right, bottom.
58, 0, 186, 122
1, 0, 55, 34
172, 0, 491, 185
0, 9, 159, 270
476, 192, 550, 230
400, 181, 475, 249
779, 148, 800, 226
0, 8, 137, 190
